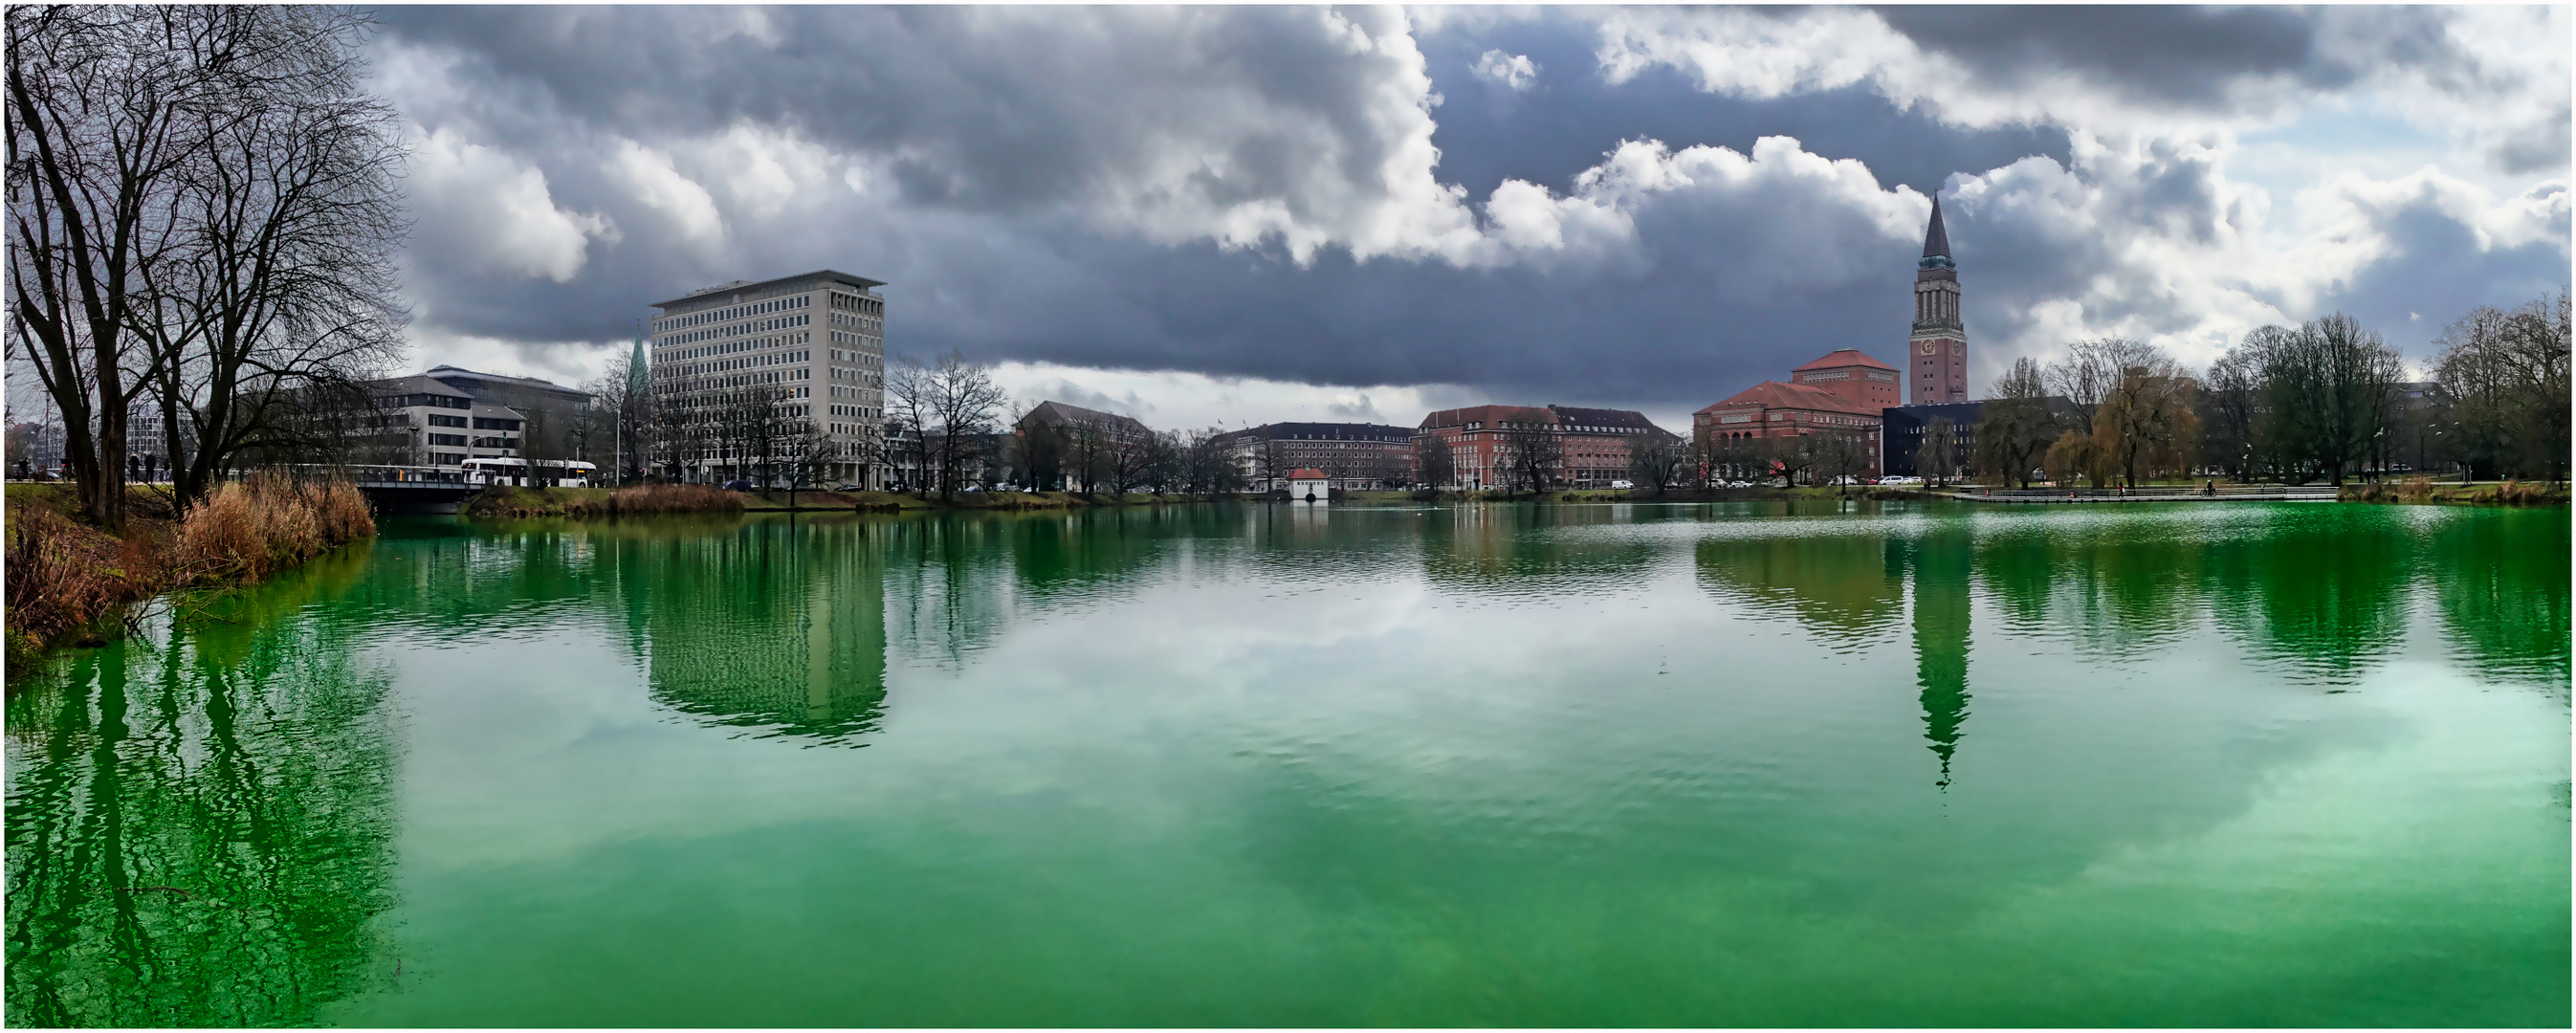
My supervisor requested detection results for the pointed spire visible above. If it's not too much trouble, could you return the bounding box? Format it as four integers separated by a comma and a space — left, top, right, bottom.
1921, 191, 1951, 261
627, 333, 650, 393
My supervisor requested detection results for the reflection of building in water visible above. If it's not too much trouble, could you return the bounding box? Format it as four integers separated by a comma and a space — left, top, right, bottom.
1911, 528, 1973, 787
642, 521, 890, 744
1695, 532, 1906, 648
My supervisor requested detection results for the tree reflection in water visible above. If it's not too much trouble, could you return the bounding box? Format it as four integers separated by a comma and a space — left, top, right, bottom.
2432, 510, 2571, 693
5, 547, 400, 1027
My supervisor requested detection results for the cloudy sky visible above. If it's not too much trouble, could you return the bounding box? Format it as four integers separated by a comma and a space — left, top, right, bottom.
366, 4, 2565, 432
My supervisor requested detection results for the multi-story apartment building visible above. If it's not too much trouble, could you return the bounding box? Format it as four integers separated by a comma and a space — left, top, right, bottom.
367, 374, 526, 468
1015, 401, 1153, 491
1210, 422, 1414, 491
423, 365, 592, 459
649, 270, 889, 487
1412, 405, 1676, 490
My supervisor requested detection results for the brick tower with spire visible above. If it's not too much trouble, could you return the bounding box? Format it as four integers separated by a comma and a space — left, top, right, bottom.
1909, 194, 1967, 404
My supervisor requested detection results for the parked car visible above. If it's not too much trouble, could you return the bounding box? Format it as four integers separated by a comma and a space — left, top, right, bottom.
834, 484, 865, 492
722, 479, 753, 492
1610, 479, 1634, 490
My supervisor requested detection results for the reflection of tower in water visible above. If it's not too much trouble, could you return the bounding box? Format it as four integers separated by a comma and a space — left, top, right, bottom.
643, 521, 890, 745
1911, 528, 1973, 787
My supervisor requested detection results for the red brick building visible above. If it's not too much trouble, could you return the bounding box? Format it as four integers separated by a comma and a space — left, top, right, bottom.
1694, 349, 1894, 478
1412, 404, 1679, 490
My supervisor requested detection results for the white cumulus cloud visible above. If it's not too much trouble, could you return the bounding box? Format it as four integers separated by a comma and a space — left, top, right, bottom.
406, 126, 615, 282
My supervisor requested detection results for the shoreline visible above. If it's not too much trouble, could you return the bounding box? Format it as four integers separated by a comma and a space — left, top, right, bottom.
4, 478, 377, 678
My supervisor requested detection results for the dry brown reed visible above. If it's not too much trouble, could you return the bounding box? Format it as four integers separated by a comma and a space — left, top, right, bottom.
2471, 480, 2555, 505
176, 472, 377, 580
5, 506, 136, 651
598, 483, 745, 516
7, 473, 379, 671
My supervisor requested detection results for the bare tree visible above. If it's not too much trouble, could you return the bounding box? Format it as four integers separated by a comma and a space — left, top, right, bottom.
1806, 431, 1871, 491
2197, 331, 2278, 482
2260, 314, 2406, 486
1413, 432, 1454, 492
583, 347, 655, 487
1011, 407, 1066, 492
1065, 420, 1110, 495
1106, 429, 1155, 495
10, 7, 258, 527
1250, 436, 1292, 493
1758, 435, 1813, 487
883, 359, 931, 495
2091, 350, 2200, 487
2047, 338, 2160, 432
1626, 431, 1693, 495
123, 8, 406, 511
2433, 292, 2570, 482
1490, 413, 1562, 495
1914, 416, 1958, 487
903, 351, 1007, 500
1974, 357, 2057, 488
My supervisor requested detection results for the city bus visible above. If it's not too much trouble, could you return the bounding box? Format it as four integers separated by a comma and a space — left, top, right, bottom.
461, 457, 595, 488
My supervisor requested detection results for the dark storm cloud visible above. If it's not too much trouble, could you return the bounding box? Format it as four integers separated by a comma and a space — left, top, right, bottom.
855, 177, 1927, 410
381, 6, 1422, 216
1417, 11, 2072, 198
362, 6, 2566, 411
1872, 5, 2432, 108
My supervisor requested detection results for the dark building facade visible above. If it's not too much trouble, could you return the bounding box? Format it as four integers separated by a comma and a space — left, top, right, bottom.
1880, 401, 1987, 479
1881, 397, 2081, 478
1212, 422, 1414, 491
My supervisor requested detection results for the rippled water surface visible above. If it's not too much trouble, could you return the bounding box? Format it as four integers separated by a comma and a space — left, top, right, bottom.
7, 501, 2567, 1026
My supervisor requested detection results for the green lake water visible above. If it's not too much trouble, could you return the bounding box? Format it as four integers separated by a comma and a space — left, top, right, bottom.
6, 500, 2567, 1026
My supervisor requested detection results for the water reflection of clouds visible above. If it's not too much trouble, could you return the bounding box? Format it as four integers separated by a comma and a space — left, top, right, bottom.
20, 503, 2555, 1026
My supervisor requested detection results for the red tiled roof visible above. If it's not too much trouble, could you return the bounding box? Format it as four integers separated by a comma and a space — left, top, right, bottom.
1695, 381, 1880, 416
1287, 468, 1330, 479
1791, 348, 1896, 373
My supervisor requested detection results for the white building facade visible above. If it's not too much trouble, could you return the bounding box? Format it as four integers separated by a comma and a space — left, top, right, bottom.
649, 270, 889, 487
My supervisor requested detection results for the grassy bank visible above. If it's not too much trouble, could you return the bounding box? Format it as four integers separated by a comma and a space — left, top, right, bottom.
5, 474, 375, 674
466, 483, 758, 518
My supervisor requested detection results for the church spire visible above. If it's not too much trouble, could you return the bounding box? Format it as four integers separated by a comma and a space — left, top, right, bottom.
1919, 192, 1952, 269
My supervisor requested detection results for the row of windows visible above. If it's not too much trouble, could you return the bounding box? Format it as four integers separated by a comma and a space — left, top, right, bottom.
473, 417, 521, 430
663, 312, 810, 345
672, 349, 813, 380
428, 413, 469, 428
392, 392, 471, 409
428, 432, 468, 447
657, 294, 809, 333
664, 333, 813, 363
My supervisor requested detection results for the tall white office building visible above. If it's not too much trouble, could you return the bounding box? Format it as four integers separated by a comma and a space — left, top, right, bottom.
648, 270, 889, 487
